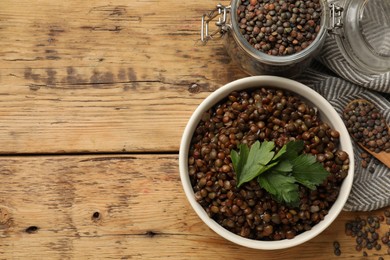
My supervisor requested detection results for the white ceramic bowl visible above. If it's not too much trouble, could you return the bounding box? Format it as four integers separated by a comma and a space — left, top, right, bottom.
179, 76, 354, 250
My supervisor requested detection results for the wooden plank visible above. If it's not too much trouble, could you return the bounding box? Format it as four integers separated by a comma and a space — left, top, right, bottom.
0, 155, 388, 259
0, 0, 247, 153
0, 80, 209, 154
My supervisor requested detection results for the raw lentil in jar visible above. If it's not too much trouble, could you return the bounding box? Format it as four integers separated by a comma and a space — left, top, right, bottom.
188, 87, 349, 241
237, 0, 322, 55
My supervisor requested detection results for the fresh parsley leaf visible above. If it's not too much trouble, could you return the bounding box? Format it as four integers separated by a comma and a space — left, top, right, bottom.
230, 140, 332, 206
252, 141, 275, 166
271, 159, 293, 173
232, 141, 277, 187
258, 171, 300, 207
230, 143, 248, 181
291, 154, 330, 190
230, 150, 240, 180
272, 143, 287, 161
230, 149, 239, 170
284, 140, 304, 160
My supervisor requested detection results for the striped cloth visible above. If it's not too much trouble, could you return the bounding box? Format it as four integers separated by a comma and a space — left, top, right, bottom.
297, 61, 390, 211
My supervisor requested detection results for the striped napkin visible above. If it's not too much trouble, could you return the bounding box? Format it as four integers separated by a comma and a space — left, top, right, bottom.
297, 61, 390, 211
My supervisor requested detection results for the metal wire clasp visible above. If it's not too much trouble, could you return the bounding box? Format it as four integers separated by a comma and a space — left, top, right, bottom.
200, 4, 231, 45
328, 3, 344, 34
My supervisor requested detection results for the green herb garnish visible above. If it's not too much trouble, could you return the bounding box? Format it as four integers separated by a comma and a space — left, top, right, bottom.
230, 140, 330, 207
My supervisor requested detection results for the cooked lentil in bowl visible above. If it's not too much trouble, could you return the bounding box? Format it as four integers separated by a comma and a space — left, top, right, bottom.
188, 87, 349, 241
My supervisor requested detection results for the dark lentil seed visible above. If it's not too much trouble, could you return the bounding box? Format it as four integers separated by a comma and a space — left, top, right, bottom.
361, 160, 368, 169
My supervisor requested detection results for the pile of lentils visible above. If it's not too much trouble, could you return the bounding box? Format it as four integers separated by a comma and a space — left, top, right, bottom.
237, 0, 322, 55
188, 87, 349, 241
343, 99, 390, 168
332, 209, 390, 259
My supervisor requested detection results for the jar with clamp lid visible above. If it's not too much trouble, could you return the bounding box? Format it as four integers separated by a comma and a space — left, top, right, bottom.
200, 0, 390, 77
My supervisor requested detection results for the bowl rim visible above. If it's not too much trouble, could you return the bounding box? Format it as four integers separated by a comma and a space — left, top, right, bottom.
179, 76, 354, 250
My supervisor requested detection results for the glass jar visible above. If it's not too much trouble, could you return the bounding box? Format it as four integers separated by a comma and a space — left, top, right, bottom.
200, 0, 390, 77
329, 0, 390, 74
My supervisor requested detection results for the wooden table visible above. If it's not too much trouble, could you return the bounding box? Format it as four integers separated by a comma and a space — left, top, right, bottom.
0, 1, 388, 259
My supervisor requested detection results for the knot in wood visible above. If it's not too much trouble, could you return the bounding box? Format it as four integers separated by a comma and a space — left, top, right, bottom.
0, 207, 11, 226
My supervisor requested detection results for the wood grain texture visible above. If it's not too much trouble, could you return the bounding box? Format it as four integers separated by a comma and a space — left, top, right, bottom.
0, 155, 389, 259
0, 0, 247, 154
1, 1, 389, 260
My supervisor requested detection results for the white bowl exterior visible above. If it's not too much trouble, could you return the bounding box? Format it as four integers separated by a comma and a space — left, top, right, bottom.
179, 76, 354, 250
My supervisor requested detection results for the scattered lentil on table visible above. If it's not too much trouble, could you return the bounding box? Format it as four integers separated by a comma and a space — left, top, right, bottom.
333, 241, 341, 256
343, 211, 390, 258
237, 0, 322, 55
188, 87, 349, 241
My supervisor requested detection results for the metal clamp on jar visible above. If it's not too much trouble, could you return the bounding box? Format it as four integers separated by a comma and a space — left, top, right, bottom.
200, 0, 390, 78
